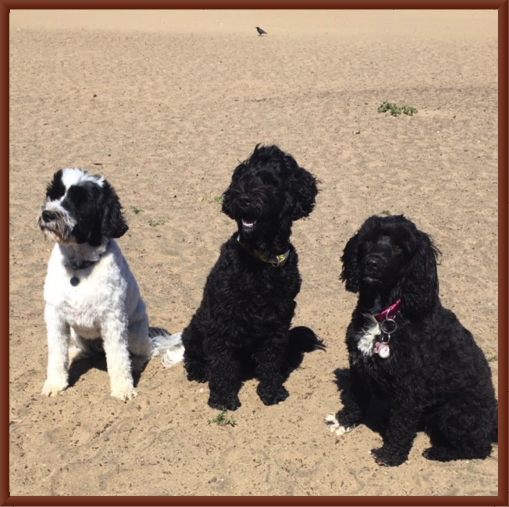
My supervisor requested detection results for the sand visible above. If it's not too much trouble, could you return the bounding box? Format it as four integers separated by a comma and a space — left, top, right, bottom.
9, 10, 499, 497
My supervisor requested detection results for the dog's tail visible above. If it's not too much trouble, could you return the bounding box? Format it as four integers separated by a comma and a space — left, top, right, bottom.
283, 326, 326, 377
148, 327, 184, 368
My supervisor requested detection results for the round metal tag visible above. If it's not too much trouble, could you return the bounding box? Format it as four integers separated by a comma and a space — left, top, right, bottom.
378, 343, 391, 359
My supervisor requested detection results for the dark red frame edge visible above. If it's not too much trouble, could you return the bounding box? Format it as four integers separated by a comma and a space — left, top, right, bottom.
2, 1, 507, 506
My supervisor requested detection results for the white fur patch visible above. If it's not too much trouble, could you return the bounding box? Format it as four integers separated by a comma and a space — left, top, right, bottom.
159, 332, 185, 368
325, 413, 355, 436
61, 167, 104, 189
356, 323, 380, 357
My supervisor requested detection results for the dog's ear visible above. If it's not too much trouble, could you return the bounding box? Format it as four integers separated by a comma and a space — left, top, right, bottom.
222, 162, 246, 220
340, 231, 361, 293
101, 182, 129, 238
287, 165, 319, 221
394, 230, 440, 315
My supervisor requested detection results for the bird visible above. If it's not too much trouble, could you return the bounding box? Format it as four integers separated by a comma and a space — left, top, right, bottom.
256, 27, 267, 36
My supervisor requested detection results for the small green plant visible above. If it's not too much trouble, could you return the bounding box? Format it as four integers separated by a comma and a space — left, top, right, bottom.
210, 194, 224, 204
378, 101, 418, 117
209, 409, 236, 427
148, 219, 166, 227
131, 206, 143, 214
379, 210, 391, 216
487, 353, 498, 363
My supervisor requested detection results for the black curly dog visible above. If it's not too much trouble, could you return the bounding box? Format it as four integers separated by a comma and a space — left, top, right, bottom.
182, 144, 320, 410
334, 214, 498, 466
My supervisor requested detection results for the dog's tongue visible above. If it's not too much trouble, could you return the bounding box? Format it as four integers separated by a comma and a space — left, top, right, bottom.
242, 219, 256, 228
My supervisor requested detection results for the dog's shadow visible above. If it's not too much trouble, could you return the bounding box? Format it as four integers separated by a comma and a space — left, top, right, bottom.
68, 351, 146, 389
333, 367, 390, 437
68, 326, 323, 390
237, 326, 326, 382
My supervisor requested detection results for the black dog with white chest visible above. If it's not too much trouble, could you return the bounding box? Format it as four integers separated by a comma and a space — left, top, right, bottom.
182, 145, 319, 411
327, 215, 497, 466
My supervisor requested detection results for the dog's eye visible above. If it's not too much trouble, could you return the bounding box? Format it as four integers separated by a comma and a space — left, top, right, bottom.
262, 178, 278, 188
394, 244, 403, 254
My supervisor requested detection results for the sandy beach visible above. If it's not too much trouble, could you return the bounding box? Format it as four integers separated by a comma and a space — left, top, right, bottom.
9, 10, 499, 496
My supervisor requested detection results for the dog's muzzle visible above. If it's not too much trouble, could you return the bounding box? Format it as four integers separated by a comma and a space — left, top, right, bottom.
362, 255, 386, 284
38, 208, 74, 242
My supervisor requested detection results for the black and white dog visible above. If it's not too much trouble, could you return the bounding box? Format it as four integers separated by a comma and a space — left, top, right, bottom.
327, 215, 498, 466
181, 145, 320, 410
38, 168, 183, 401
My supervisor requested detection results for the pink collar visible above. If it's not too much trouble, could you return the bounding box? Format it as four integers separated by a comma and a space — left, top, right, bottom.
362, 299, 403, 323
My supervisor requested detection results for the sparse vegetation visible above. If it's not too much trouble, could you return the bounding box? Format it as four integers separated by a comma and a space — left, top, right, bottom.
148, 219, 166, 227
209, 409, 236, 427
210, 194, 224, 204
378, 101, 418, 117
131, 206, 143, 214
487, 353, 498, 363
379, 210, 391, 216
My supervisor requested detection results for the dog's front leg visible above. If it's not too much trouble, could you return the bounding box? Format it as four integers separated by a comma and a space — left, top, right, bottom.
102, 317, 137, 401
371, 401, 421, 467
207, 348, 242, 411
333, 366, 371, 433
42, 304, 71, 396
254, 340, 289, 406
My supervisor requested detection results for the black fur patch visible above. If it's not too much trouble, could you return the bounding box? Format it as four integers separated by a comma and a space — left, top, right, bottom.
182, 144, 321, 411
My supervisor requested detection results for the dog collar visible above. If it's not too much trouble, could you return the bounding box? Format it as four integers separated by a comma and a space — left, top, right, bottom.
361, 299, 403, 324
361, 299, 402, 360
237, 235, 290, 268
69, 259, 98, 271
66, 240, 110, 286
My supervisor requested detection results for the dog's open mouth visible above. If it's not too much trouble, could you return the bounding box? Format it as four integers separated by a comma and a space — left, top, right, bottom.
362, 275, 382, 285
241, 219, 257, 230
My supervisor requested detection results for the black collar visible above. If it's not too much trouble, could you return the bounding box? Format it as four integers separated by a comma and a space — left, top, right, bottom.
236, 235, 290, 268
65, 240, 110, 286
68, 258, 99, 271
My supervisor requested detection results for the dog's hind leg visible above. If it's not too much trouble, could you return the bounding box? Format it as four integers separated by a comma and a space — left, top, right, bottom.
127, 314, 153, 372
423, 397, 495, 462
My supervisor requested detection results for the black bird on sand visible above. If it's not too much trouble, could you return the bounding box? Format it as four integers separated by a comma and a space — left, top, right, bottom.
256, 27, 267, 36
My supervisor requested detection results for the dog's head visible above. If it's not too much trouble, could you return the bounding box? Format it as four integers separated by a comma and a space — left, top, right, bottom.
38, 168, 128, 247
340, 215, 440, 314
222, 145, 318, 242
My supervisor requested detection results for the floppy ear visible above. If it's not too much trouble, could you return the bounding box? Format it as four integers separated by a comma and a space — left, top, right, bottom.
393, 230, 440, 315
340, 231, 361, 293
221, 161, 247, 220
101, 183, 129, 238
287, 165, 318, 221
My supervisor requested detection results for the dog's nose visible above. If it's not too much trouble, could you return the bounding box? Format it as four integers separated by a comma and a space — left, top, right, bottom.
365, 257, 381, 270
41, 210, 55, 223
238, 195, 251, 207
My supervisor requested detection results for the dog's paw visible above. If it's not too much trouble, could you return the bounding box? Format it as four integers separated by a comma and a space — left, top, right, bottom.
184, 361, 208, 383
186, 369, 208, 383
110, 384, 138, 401
325, 413, 356, 436
371, 447, 407, 467
257, 384, 289, 406
42, 377, 69, 397
208, 393, 241, 411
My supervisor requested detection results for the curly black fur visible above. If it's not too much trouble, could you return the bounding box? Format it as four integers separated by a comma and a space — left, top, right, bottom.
337, 215, 498, 466
182, 144, 322, 410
